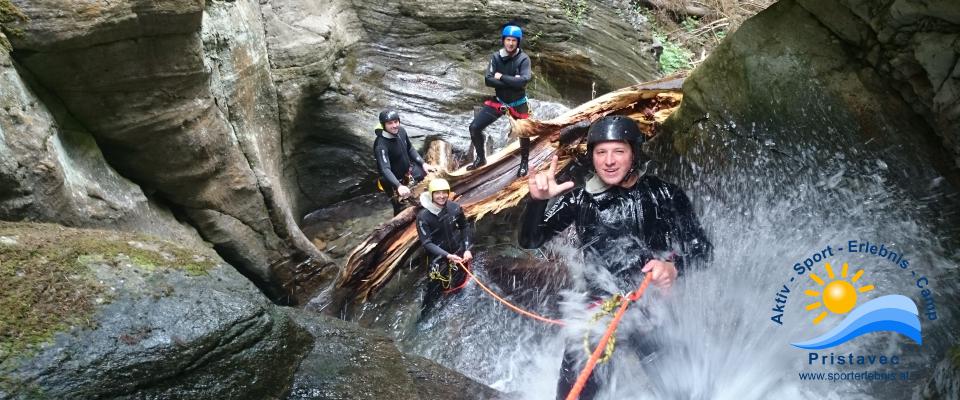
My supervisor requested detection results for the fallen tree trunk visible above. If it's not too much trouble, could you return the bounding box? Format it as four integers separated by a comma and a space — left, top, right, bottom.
338, 77, 684, 302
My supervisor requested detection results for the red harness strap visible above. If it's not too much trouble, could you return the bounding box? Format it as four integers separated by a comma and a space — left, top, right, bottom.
484, 99, 530, 119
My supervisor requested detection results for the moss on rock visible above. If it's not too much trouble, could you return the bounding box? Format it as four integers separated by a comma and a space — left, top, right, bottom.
0, 0, 26, 52
0, 222, 217, 361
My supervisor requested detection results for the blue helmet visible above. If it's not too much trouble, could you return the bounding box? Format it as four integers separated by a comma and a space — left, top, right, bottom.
501, 25, 523, 41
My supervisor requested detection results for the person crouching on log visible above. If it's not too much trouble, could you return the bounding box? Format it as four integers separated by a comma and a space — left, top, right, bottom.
466, 22, 533, 177
374, 108, 437, 215
417, 178, 474, 314
518, 116, 713, 400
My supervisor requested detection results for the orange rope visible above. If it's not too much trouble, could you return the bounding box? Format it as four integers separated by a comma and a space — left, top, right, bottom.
456, 262, 566, 326
564, 273, 655, 400
443, 274, 471, 293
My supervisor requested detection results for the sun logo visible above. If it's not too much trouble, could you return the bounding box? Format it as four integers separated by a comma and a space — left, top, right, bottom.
803, 262, 875, 324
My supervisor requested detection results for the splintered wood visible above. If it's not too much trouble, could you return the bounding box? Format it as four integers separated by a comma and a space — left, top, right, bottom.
338, 78, 684, 302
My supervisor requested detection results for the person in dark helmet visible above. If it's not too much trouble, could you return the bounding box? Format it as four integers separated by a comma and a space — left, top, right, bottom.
416, 178, 474, 314
518, 115, 712, 400
374, 109, 437, 215
466, 23, 533, 177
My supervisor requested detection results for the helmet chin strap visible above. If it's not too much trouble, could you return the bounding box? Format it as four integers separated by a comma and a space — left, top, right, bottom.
619, 160, 649, 187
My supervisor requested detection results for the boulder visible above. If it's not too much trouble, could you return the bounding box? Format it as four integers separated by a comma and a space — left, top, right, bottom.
0, 222, 312, 399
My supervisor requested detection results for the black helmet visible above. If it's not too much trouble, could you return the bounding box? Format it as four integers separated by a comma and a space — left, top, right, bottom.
586, 115, 645, 166
379, 109, 400, 125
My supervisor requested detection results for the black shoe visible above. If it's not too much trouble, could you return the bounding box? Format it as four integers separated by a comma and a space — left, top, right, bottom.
466, 157, 486, 171
516, 162, 528, 177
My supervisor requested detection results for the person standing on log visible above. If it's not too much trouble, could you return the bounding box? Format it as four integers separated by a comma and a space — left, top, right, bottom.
465, 22, 533, 177
416, 178, 474, 314
374, 109, 437, 215
518, 116, 713, 400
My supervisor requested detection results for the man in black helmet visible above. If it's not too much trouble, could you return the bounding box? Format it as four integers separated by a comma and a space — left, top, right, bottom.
374, 109, 437, 215
519, 115, 712, 400
466, 23, 533, 177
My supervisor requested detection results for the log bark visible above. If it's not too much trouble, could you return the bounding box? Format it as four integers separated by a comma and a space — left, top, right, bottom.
338, 78, 684, 302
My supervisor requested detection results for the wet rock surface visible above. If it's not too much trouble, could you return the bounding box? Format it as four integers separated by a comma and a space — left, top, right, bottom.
287, 310, 504, 400
0, 222, 311, 399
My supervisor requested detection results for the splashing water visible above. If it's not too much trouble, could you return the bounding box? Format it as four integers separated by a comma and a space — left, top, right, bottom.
347, 100, 958, 399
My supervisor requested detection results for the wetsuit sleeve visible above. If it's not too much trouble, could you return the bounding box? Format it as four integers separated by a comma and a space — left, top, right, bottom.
417, 213, 449, 258
403, 131, 425, 165
374, 137, 402, 188
499, 56, 531, 88
668, 188, 713, 272
456, 206, 473, 251
518, 191, 577, 249
484, 55, 507, 89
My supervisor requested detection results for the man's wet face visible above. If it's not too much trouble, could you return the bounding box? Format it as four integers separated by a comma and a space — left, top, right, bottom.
592, 141, 633, 186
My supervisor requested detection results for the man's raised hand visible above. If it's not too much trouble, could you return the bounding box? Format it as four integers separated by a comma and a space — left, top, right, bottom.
527, 155, 574, 200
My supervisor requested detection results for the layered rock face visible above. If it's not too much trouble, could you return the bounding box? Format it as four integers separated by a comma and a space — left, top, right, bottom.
261, 0, 660, 214
3, 0, 324, 303
0, 47, 201, 246
1, 0, 659, 303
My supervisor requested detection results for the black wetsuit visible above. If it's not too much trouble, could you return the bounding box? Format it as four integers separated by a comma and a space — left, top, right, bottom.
519, 174, 712, 400
373, 127, 426, 215
469, 48, 533, 165
416, 199, 474, 313
484, 48, 531, 106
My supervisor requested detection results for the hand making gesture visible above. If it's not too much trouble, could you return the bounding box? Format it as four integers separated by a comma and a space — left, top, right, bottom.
528, 155, 575, 200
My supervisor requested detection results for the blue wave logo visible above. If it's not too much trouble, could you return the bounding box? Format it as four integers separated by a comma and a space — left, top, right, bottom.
791, 295, 922, 350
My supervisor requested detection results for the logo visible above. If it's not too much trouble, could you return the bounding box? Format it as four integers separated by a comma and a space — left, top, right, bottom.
790, 263, 921, 350
767, 240, 939, 382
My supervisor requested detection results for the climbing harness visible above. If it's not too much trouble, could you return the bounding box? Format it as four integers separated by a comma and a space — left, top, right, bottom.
428, 261, 459, 289
484, 97, 531, 119
428, 260, 471, 293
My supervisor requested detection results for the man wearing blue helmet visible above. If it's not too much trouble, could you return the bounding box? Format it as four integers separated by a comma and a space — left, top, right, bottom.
465, 22, 533, 177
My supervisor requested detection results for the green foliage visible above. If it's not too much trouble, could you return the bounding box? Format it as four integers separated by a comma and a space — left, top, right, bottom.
559, 0, 589, 25
681, 16, 700, 33
653, 33, 693, 75
0, 0, 26, 24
